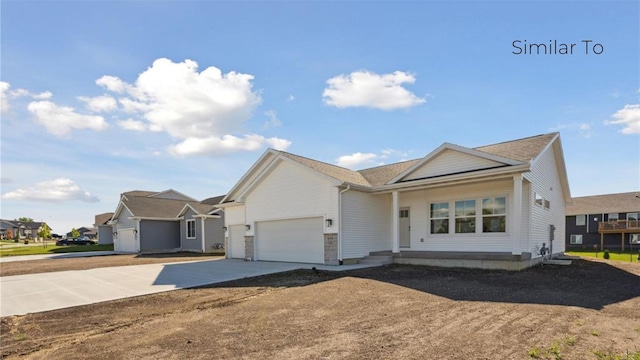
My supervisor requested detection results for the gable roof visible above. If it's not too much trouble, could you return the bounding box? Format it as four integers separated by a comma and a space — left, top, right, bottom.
223, 133, 563, 204
566, 192, 640, 216
114, 190, 223, 219
201, 195, 225, 205
95, 212, 114, 226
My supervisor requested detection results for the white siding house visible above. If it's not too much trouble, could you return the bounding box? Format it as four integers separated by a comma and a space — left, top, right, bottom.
219, 133, 571, 270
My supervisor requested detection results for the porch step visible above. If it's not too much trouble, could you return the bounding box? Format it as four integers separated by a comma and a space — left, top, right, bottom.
359, 255, 393, 265
544, 259, 572, 266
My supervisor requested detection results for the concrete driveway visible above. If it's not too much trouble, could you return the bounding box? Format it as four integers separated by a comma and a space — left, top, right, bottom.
1, 258, 375, 317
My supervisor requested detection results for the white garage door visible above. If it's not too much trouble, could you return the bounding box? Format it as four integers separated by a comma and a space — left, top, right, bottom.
116, 228, 137, 253
228, 224, 246, 259
256, 217, 324, 264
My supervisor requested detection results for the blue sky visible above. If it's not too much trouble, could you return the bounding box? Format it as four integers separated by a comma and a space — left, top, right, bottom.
1, 1, 638, 234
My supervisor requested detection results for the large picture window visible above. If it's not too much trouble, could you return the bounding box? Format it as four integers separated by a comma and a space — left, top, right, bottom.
186, 219, 196, 239
482, 197, 506, 233
455, 200, 476, 233
570, 234, 583, 244
430, 202, 449, 234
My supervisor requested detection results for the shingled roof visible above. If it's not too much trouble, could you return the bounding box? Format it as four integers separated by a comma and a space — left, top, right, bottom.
275, 133, 557, 188
118, 191, 223, 218
95, 212, 114, 226
566, 192, 640, 216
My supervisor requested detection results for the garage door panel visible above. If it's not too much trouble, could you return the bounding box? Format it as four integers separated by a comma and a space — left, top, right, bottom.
228, 225, 245, 259
256, 217, 324, 264
116, 228, 137, 253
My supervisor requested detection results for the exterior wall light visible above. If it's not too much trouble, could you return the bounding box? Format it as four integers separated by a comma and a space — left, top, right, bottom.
326, 219, 333, 227
245, 224, 251, 231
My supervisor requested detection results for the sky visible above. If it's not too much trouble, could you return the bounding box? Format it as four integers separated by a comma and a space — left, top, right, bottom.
1, 1, 638, 234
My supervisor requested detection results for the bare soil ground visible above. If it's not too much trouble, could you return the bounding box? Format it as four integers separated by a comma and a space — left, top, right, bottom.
1, 258, 639, 360
0, 253, 223, 277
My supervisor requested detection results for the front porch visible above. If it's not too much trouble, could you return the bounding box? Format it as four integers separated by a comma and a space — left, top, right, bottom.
370, 250, 541, 271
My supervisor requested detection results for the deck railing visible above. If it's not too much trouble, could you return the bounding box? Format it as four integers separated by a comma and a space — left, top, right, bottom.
598, 220, 640, 232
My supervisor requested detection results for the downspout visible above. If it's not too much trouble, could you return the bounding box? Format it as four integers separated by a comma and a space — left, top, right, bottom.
338, 185, 351, 264
201, 217, 206, 253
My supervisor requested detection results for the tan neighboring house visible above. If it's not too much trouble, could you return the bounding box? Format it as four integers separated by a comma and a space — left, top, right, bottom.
219, 132, 571, 270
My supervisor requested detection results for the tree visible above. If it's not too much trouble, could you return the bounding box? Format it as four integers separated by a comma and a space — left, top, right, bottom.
16, 217, 34, 222
6, 229, 13, 240
71, 228, 80, 238
38, 224, 52, 239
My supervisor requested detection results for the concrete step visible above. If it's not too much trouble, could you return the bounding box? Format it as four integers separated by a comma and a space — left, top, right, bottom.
359, 255, 393, 265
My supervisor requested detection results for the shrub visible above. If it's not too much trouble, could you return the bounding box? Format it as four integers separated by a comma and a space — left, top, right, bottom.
603, 249, 610, 260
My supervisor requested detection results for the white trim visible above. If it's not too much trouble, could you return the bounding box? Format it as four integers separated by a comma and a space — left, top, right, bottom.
215, 201, 245, 208
387, 143, 524, 185
186, 219, 196, 239
512, 174, 522, 255
220, 149, 279, 204
193, 214, 221, 219
392, 191, 399, 253
129, 217, 180, 221
201, 217, 206, 252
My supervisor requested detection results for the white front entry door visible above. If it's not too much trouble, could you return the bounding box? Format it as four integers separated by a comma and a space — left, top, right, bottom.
116, 228, 137, 253
228, 224, 246, 259
399, 207, 410, 248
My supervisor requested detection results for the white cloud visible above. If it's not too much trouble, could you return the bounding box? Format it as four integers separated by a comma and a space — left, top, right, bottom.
96, 75, 130, 93
27, 100, 108, 136
604, 104, 640, 134
550, 122, 594, 139
323, 70, 426, 110
0, 81, 9, 113
78, 95, 118, 112
169, 134, 291, 156
2, 178, 99, 203
263, 110, 282, 129
117, 118, 147, 131
287, 95, 295, 102
336, 152, 379, 169
1, 82, 52, 113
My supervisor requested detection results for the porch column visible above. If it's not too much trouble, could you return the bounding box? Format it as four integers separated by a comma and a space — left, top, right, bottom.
392, 191, 400, 253
512, 174, 522, 255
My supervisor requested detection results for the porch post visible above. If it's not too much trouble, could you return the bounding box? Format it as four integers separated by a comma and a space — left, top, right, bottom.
512, 174, 523, 255
392, 191, 399, 253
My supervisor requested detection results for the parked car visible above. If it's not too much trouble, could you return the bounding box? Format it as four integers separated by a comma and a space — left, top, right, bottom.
56, 237, 97, 246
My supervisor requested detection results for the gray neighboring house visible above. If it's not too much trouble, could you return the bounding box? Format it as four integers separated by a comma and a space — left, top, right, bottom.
94, 212, 114, 245
178, 195, 225, 253
0, 219, 19, 239
110, 189, 225, 253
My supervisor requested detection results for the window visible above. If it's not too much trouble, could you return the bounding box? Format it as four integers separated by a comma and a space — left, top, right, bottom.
544, 199, 550, 210
627, 213, 638, 221
482, 197, 506, 233
455, 200, 476, 233
430, 202, 449, 234
186, 219, 196, 239
399, 209, 409, 218
534, 192, 543, 206
608, 213, 619, 221
576, 215, 586, 226
570, 234, 583, 244
631, 234, 639, 244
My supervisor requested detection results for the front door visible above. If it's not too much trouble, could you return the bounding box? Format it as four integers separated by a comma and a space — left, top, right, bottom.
399, 207, 410, 248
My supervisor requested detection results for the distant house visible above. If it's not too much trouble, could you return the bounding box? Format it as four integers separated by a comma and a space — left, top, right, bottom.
565, 192, 640, 251
1, 220, 50, 240
219, 132, 570, 270
110, 189, 225, 253
66, 227, 94, 239
94, 212, 114, 245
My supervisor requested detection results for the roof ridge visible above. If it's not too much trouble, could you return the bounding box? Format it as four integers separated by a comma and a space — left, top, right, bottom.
358, 158, 421, 172
276, 150, 355, 172
474, 132, 557, 149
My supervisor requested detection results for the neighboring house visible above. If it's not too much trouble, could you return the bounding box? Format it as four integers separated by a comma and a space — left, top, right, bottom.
94, 212, 115, 245
219, 133, 571, 270
109, 189, 224, 253
66, 227, 93, 239
565, 192, 640, 251
1, 221, 50, 240
0, 219, 19, 239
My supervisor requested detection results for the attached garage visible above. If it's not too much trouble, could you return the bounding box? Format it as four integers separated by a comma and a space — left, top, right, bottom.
116, 228, 137, 253
255, 217, 324, 264
228, 224, 246, 259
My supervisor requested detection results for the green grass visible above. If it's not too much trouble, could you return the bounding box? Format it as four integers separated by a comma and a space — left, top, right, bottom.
566, 251, 639, 262
0, 244, 114, 257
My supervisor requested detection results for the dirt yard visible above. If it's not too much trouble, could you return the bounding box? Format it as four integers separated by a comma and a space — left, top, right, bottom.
0, 253, 223, 277
1, 258, 639, 360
